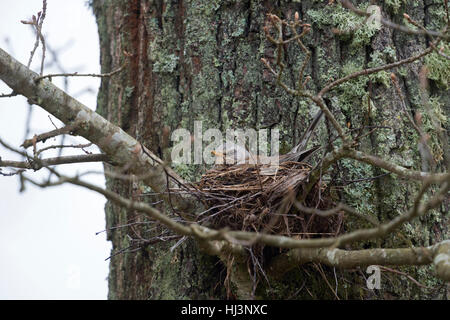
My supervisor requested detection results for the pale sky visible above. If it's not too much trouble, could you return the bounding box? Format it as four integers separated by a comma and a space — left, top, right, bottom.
0, 0, 111, 299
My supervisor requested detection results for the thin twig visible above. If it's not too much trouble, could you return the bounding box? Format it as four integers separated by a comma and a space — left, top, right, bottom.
319, 44, 436, 97
21, 122, 81, 148
0, 91, 18, 98
378, 266, 434, 290
339, 0, 449, 40
0, 154, 109, 170
34, 64, 126, 82
294, 201, 379, 226
21, 0, 47, 75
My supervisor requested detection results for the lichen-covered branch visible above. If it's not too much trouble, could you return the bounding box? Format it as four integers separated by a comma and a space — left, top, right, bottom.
24, 168, 450, 283
0, 47, 195, 213
268, 240, 450, 281
345, 149, 446, 181
25, 166, 449, 253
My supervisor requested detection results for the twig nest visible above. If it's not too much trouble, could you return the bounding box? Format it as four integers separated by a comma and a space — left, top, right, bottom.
182, 161, 342, 239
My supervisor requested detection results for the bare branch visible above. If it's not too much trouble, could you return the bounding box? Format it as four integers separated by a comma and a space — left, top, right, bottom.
0, 154, 109, 170
20, 162, 448, 284
23, 171, 193, 236
318, 45, 435, 97
430, 42, 450, 60
294, 201, 380, 226
345, 149, 446, 181
21, 122, 81, 148
0, 47, 196, 214
36, 142, 93, 156
434, 240, 450, 281
34, 64, 126, 82
0, 90, 18, 98
268, 240, 450, 281
21, 0, 47, 75
226, 179, 449, 249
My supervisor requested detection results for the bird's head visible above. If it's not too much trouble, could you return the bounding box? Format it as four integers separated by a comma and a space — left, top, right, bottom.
211, 142, 250, 165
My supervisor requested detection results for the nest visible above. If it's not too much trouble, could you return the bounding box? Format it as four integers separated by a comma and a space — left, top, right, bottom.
186, 161, 342, 239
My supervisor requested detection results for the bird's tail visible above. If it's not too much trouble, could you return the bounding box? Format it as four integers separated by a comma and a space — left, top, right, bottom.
289, 110, 323, 155
281, 109, 323, 163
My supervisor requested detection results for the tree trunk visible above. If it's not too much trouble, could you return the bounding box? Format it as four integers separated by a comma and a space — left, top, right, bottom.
92, 0, 449, 299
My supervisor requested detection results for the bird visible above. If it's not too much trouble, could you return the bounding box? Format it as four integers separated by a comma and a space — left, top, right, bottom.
211, 141, 319, 166
211, 141, 252, 165
211, 110, 323, 173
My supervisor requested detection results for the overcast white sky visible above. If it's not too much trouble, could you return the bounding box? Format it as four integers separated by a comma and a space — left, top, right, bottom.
0, 0, 111, 299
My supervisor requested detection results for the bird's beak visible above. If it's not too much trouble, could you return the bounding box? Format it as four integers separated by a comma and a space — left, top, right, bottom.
211, 150, 224, 157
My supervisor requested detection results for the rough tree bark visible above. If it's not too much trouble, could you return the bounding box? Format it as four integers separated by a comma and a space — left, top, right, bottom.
91, 0, 449, 299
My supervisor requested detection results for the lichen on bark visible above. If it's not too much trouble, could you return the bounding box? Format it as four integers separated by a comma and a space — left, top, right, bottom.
92, 0, 449, 299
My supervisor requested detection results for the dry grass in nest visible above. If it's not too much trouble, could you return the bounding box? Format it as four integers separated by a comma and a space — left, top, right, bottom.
185, 161, 343, 240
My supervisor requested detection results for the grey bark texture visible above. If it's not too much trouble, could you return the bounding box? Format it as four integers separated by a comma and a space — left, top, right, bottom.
92, 0, 449, 299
